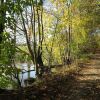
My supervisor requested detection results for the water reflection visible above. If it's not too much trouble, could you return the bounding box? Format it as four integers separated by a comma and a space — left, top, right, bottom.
17, 63, 36, 86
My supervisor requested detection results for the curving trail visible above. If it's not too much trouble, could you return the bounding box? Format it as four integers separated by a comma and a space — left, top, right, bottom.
69, 53, 100, 100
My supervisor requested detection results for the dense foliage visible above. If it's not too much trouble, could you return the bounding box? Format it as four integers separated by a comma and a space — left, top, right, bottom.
0, 0, 100, 88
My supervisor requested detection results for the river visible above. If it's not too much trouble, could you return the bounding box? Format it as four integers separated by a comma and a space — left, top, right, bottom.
17, 63, 36, 86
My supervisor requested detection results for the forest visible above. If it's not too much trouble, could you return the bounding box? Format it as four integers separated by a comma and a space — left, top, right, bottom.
0, 0, 100, 100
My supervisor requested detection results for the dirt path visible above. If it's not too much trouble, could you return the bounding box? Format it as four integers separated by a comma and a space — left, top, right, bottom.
69, 53, 100, 100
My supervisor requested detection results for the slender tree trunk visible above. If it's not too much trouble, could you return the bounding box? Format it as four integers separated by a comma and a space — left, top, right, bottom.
20, 7, 35, 64
36, 0, 44, 76
67, 3, 72, 65
0, 0, 5, 53
33, 4, 38, 75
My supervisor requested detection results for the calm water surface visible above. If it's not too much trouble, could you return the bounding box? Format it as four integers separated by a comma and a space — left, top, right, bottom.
17, 63, 36, 86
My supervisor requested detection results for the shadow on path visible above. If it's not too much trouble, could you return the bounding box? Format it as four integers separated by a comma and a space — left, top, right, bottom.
68, 53, 100, 100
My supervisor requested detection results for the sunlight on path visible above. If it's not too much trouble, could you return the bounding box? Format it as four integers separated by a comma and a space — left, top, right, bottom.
70, 53, 100, 100
78, 54, 100, 81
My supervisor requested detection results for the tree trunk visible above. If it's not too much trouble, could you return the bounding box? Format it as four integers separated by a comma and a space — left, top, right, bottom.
67, 3, 72, 65
0, 0, 5, 53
